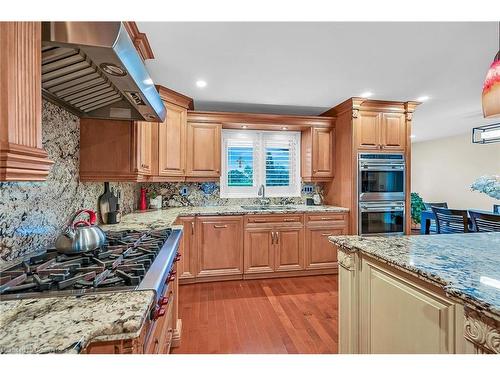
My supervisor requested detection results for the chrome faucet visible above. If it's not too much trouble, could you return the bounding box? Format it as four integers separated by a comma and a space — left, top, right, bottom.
258, 184, 270, 205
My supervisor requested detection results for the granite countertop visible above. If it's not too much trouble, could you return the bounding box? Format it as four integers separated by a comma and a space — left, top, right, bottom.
0, 290, 155, 354
100, 204, 349, 232
329, 233, 500, 321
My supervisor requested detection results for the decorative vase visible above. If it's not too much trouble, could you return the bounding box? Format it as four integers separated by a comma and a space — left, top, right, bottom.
139, 188, 147, 211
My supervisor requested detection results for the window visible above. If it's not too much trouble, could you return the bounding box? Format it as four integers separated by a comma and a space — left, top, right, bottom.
221, 130, 301, 198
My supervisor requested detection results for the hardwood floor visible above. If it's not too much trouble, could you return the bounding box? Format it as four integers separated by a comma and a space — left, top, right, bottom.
172, 275, 338, 354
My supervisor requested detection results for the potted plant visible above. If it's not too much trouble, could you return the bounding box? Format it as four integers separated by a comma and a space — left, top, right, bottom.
147, 190, 163, 210
410, 192, 426, 230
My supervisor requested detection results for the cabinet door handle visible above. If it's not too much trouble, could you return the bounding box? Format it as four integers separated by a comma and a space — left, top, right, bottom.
275, 232, 279, 244
213, 224, 228, 229
191, 221, 195, 235
271, 231, 275, 244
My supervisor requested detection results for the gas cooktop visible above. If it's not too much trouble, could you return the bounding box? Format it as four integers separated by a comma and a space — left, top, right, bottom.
0, 228, 181, 301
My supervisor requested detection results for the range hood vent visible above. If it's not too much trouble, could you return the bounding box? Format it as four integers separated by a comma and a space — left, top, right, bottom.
41, 22, 165, 122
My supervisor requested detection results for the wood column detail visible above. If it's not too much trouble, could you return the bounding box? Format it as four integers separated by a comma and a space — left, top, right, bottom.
0, 22, 53, 181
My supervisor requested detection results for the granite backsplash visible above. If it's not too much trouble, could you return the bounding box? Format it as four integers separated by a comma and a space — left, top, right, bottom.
0, 101, 138, 263
0, 101, 324, 263
142, 182, 323, 207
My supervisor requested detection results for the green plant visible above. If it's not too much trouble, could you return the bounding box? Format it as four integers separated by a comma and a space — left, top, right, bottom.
147, 190, 158, 200
411, 192, 426, 224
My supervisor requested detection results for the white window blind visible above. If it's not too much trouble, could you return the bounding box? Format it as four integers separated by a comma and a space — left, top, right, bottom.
221, 130, 300, 198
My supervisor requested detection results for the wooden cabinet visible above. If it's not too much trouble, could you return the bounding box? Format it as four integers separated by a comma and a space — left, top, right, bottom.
301, 126, 335, 181
305, 213, 348, 270
356, 111, 380, 150
244, 214, 305, 275
359, 256, 461, 354
157, 101, 186, 178
186, 122, 221, 180
0, 22, 53, 181
196, 216, 243, 278
337, 247, 463, 354
136, 121, 153, 175
356, 111, 406, 151
244, 228, 275, 274
381, 112, 406, 150
177, 217, 197, 280
274, 227, 304, 272
80, 119, 153, 181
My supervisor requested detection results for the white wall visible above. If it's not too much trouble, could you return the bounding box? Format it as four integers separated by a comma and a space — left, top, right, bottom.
412, 132, 500, 211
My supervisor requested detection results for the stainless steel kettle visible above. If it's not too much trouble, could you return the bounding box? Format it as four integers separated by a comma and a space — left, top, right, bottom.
55, 209, 106, 253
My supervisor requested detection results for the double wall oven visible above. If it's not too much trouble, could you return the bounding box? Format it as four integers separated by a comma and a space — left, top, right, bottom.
358, 153, 405, 236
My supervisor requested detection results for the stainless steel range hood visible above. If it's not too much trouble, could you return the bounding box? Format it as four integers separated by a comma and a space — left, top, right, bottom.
41, 22, 166, 122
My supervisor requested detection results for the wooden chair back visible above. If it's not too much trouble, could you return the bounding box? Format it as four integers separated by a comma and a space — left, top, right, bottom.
431, 206, 469, 234
469, 211, 500, 232
424, 202, 448, 211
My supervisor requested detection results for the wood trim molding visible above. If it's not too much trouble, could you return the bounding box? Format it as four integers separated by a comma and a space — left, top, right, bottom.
187, 111, 335, 129
337, 248, 355, 271
123, 22, 155, 61
463, 307, 499, 354
156, 85, 194, 110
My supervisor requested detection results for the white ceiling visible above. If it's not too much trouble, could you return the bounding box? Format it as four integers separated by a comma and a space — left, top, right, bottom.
138, 22, 499, 142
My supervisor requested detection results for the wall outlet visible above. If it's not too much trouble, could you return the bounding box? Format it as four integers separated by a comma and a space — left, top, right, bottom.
302, 184, 314, 194
180, 186, 189, 196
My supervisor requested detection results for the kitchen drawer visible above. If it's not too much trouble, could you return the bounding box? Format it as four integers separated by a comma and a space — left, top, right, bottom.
245, 214, 304, 226
306, 213, 347, 226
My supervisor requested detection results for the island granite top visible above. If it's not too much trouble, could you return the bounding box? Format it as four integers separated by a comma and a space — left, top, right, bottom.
99, 204, 349, 232
0, 290, 155, 354
329, 233, 500, 322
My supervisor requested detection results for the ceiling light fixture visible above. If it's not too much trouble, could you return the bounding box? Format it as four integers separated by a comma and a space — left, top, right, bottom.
482, 22, 500, 118
196, 80, 207, 88
472, 122, 500, 144
416, 95, 430, 102
360, 91, 373, 98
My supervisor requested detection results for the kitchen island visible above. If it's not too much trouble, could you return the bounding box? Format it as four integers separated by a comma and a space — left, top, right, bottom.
329, 233, 500, 354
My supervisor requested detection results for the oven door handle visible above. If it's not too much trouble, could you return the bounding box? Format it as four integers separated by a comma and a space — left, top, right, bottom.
360, 206, 404, 212
360, 165, 405, 171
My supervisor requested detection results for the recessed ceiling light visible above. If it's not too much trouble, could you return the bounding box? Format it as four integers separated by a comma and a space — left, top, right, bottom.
360, 91, 373, 98
241, 125, 248, 129
196, 80, 207, 88
281, 126, 288, 130
417, 95, 430, 102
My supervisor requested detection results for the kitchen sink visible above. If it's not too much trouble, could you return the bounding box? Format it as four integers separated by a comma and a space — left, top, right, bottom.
240, 205, 296, 211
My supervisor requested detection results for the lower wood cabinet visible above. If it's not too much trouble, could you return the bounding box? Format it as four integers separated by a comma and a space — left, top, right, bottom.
179, 212, 348, 284
274, 227, 304, 272
244, 228, 275, 274
177, 217, 197, 280
196, 216, 243, 278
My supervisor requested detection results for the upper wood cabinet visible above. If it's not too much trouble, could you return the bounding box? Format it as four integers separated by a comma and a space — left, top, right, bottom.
355, 111, 406, 151
157, 102, 187, 178
381, 112, 406, 151
302, 126, 335, 181
0, 22, 53, 181
196, 216, 243, 278
356, 111, 381, 150
80, 119, 153, 181
186, 122, 221, 179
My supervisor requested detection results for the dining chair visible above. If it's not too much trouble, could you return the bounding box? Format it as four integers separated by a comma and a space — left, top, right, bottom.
424, 202, 448, 211
469, 211, 500, 232
431, 206, 469, 234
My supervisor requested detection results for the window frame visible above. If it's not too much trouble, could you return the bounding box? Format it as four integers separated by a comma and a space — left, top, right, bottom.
220, 129, 301, 198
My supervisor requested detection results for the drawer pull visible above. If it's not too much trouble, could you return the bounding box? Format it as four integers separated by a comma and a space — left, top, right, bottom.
320, 217, 332, 220
321, 233, 334, 237
253, 219, 267, 223
213, 224, 228, 228
283, 218, 297, 222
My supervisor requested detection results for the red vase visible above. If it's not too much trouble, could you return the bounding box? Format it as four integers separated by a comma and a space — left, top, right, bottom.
139, 187, 147, 211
